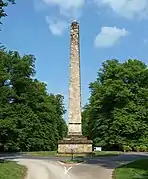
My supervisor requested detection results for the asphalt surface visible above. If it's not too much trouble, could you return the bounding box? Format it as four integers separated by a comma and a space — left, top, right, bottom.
1, 152, 148, 179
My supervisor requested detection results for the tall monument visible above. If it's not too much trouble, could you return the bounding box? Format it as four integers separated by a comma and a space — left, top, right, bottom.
68, 20, 82, 136
58, 20, 92, 154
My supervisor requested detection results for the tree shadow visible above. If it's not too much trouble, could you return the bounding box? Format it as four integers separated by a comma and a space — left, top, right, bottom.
113, 158, 148, 179
83, 153, 148, 170
0, 159, 9, 163
0, 152, 23, 160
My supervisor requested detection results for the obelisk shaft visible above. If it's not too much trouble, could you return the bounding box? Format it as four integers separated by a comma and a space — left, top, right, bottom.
58, 21, 93, 154
68, 21, 82, 136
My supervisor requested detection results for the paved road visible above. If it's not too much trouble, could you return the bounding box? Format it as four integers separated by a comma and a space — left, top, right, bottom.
1, 152, 148, 179
69, 153, 148, 179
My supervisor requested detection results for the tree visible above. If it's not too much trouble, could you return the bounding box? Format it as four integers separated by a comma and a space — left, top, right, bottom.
82, 59, 148, 151
0, 0, 15, 22
82, 104, 90, 137
0, 0, 15, 48
0, 50, 67, 152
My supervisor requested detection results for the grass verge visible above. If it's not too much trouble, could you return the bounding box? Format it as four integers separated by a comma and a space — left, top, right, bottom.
25, 151, 57, 156
113, 159, 148, 179
61, 159, 84, 164
0, 160, 27, 179
25, 151, 121, 157
94, 151, 122, 157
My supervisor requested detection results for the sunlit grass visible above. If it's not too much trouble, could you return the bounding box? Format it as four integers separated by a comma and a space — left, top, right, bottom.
0, 160, 27, 179
113, 159, 148, 179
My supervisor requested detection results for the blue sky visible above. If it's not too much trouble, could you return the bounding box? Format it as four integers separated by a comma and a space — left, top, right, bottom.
1, 0, 148, 121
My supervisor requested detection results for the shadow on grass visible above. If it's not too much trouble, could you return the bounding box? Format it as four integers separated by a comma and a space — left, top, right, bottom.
94, 153, 120, 157
0, 159, 9, 163
0, 152, 23, 157
118, 158, 148, 170
113, 159, 148, 179
60, 159, 84, 164
133, 172, 148, 179
0, 152, 24, 160
140, 171, 148, 179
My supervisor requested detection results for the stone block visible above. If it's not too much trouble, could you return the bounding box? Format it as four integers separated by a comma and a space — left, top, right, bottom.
58, 135, 93, 154
58, 143, 92, 154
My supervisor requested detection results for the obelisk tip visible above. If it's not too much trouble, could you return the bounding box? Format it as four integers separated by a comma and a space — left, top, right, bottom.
71, 19, 79, 25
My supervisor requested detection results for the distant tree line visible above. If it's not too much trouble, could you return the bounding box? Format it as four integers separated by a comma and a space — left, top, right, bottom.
82, 59, 148, 152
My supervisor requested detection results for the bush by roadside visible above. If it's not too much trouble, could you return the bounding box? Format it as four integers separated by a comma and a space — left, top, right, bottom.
122, 145, 148, 152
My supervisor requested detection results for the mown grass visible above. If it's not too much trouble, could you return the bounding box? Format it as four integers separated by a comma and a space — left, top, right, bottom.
0, 160, 27, 179
25, 151, 57, 156
113, 159, 148, 179
94, 151, 122, 157
26, 150, 121, 157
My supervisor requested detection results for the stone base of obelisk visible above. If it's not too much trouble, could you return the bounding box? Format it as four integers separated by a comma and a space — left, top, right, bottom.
58, 135, 93, 154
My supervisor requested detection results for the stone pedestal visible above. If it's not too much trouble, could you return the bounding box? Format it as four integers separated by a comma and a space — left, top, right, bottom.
58, 135, 92, 154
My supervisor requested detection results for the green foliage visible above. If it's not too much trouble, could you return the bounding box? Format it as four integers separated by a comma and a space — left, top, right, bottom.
0, 50, 67, 152
139, 145, 147, 152
82, 59, 148, 151
134, 146, 148, 152
82, 104, 90, 137
0, 0, 15, 22
0, 0, 15, 48
122, 146, 132, 152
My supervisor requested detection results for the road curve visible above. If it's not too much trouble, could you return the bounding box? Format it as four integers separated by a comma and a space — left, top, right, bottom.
13, 159, 77, 179
2, 152, 148, 179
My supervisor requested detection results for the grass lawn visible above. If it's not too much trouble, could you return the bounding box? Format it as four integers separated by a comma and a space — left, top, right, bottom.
0, 160, 27, 179
113, 159, 148, 179
25, 150, 121, 157
25, 151, 57, 156
94, 151, 122, 157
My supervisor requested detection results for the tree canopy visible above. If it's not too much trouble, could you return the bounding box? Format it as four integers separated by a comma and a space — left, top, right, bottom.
0, 0, 15, 22
0, 50, 67, 152
82, 59, 148, 151
0, 1, 68, 152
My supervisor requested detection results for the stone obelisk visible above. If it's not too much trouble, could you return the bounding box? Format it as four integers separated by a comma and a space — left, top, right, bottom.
68, 20, 82, 136
58, 20, 92, 154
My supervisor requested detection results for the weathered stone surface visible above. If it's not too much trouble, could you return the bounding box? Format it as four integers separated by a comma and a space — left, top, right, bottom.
68, 21, 82, 135
58, 135, 93, 144
57, 20, 92, 154
58, 135, 93, 153
68, 123, 81, 134
58, 144, 92, 154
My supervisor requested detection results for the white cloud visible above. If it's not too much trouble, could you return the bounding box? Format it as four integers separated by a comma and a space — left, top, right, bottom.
94, 26, 129, 48
42, 0, 85, 18
33, 0, 47, 11
45, 16, 68, 36
144, 39, 148, 44
43, 0, 84, 10
95, 0, 148, 19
